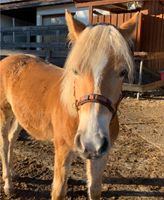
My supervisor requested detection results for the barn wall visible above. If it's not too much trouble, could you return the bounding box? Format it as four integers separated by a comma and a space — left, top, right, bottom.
140, 0, 164, 72
92, 0, 164, 72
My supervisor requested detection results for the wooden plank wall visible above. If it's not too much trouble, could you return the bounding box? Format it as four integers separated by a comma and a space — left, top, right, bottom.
140, 0, 164, 72
93, 12, 140, 50
92, 0, 164, 72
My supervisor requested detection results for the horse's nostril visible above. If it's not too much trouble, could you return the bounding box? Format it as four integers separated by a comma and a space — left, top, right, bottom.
99, 137, 108, 154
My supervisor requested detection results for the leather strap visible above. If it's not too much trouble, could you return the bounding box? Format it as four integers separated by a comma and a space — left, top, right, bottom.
75, 94, 115, 114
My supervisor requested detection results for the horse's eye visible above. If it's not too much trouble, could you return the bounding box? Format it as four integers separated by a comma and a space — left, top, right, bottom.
119, 69, 128, 78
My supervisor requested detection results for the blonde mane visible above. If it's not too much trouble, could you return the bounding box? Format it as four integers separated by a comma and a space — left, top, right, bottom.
61, 25, 134, 116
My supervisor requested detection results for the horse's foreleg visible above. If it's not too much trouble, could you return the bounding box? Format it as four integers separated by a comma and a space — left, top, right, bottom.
86, 155, 108, 200
8, 120, 21, 177
0, 115, 12, 196
51, 143, 73, 200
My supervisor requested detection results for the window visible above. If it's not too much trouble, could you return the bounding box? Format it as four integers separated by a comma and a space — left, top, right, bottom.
43, 14, 66, 25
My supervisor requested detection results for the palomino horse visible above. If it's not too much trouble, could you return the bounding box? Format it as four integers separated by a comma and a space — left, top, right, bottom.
0, 11, 137, 200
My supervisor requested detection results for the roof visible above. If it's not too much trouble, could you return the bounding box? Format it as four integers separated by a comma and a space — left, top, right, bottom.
1, 0, 22, 3
0, 0, 72, 3
0, 0, 73, 11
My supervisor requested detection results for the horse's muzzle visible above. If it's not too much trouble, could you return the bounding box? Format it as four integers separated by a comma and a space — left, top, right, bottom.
74, 133, 109, 159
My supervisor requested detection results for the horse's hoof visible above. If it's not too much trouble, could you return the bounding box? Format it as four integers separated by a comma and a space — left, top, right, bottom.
4, 186, 14, 197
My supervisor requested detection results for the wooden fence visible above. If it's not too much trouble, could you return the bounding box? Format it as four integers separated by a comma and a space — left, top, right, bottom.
0, 25, 69, 65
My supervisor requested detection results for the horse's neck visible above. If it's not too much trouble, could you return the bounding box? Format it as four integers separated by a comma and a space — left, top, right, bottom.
50, 79, 78, 147
52, 103, 78, 147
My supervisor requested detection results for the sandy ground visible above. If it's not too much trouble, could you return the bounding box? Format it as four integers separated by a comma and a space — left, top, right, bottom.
0, 97, 164, 200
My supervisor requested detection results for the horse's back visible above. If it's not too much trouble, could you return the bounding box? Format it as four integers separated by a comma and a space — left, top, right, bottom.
0, 54, 63, 82
0, 54, 64, 140
0, 54, 63, 105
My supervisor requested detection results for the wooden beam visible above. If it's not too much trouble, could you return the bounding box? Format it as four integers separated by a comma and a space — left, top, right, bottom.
0, 0, 72, 10
123, 83, 143, 92
141, 80, 164, 92
123, 80, 164, 92
75, 0, 142, 8
134, 52, 164, 61
89, 5, 93, 24
135, 11, 142, 51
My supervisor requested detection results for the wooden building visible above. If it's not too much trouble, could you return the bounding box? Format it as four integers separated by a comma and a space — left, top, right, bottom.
73, 0, 164, 97
74, 0, 164, 73
0, 0, 89, 65
1, 0, 164, 93
1, 0, 163, 70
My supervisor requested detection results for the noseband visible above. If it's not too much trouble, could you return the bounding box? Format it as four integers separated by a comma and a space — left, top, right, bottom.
75, 93, 122, 117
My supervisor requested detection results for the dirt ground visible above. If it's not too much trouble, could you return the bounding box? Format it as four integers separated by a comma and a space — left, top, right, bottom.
0, 96, 164, 200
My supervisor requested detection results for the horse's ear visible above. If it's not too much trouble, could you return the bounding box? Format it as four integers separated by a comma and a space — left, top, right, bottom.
119, 12, 139, 40
65, 10, 86, 43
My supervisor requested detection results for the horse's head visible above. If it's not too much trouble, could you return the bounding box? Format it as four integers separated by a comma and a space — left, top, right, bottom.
62, 11, 137, 159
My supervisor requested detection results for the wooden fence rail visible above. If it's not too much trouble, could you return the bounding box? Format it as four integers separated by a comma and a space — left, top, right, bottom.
0, 25, 69, 62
